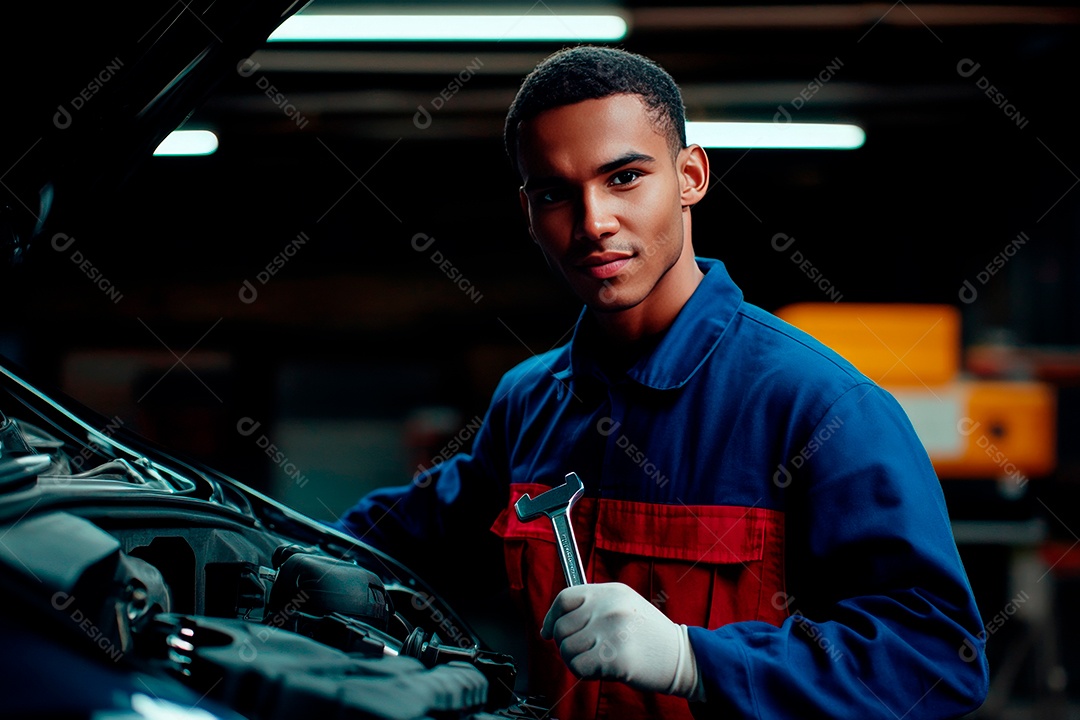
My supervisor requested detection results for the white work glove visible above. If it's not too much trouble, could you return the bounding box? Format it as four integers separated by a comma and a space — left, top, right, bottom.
540, 582, 704, 700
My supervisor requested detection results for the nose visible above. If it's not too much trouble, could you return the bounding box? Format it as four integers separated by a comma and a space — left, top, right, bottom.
574, 186, 619, 242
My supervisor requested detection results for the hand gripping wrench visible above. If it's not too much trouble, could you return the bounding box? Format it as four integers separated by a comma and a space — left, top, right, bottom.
514, 472, 587, 587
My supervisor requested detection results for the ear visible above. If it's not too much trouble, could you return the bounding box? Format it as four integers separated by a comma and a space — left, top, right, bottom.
518, 186, 538, 243
677, 145, 710, 208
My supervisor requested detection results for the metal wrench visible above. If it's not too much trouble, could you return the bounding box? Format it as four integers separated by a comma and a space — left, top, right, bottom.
514, 472, 587, 587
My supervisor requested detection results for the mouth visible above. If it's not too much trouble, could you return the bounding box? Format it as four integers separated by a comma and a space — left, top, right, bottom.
576, 252, 634, 280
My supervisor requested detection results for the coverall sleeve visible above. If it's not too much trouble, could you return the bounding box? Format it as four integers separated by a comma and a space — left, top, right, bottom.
687, 384, 990, 719
328, 373, 513, 573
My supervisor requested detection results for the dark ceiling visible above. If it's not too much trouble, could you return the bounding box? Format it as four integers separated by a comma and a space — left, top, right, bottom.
3, 2, 1080, 483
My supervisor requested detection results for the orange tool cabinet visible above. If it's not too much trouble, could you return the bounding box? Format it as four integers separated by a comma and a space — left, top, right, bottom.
775, 302, 1056, 482
776, 302, 1064, 716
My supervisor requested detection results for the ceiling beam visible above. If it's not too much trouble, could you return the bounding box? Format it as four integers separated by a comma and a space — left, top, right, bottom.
632, 5, 1080, 30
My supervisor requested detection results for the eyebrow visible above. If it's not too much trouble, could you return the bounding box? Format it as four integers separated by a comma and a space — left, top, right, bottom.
523, 152, 657, 192
598, 152, 656, 174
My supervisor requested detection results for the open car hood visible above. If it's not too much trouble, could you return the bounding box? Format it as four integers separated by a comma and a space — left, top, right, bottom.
2, 0, 309, 267
0, 352, 537, 718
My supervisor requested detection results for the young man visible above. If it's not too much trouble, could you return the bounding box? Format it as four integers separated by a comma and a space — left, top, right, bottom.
333, 46, 990, 719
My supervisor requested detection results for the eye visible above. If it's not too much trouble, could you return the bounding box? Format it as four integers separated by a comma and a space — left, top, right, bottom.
610, 170, 641, 186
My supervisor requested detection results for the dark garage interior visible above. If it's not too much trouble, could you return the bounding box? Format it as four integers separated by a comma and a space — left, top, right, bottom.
4, 2, 1080, 717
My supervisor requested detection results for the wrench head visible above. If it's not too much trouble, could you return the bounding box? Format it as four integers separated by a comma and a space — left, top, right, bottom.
514, 472, 585, 522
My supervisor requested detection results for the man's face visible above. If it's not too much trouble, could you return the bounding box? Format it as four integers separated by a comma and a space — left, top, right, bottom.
517, 94, 702, 315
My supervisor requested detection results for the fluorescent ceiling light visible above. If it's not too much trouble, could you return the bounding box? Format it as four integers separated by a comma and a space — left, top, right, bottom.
687, 121, 865, 150
267, 14, 628, 42
153, 130, 218, 156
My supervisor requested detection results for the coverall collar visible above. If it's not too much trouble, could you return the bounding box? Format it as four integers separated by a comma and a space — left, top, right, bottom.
555, 257, 744, 391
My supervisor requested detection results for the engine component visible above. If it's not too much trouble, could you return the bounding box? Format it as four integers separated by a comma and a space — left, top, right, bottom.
0, 411, 35, 457
401, 626, 518, 711
140, 613, 490, 720
267, 551, 393, 630
0, 511, 171, 658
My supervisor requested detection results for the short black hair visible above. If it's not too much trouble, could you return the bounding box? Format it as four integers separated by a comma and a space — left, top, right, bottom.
504, 45, 687, 174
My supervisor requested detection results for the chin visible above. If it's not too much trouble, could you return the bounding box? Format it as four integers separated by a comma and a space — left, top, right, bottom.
587, 291, 646, 314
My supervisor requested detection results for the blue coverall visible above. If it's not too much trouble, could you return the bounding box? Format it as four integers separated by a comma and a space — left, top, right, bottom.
334, 257, 990, 719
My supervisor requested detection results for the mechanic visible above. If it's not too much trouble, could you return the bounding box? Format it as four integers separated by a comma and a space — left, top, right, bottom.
332, 45, 990, 719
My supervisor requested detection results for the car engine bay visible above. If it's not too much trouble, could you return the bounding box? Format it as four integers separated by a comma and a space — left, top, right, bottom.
0, 361, 549, 720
